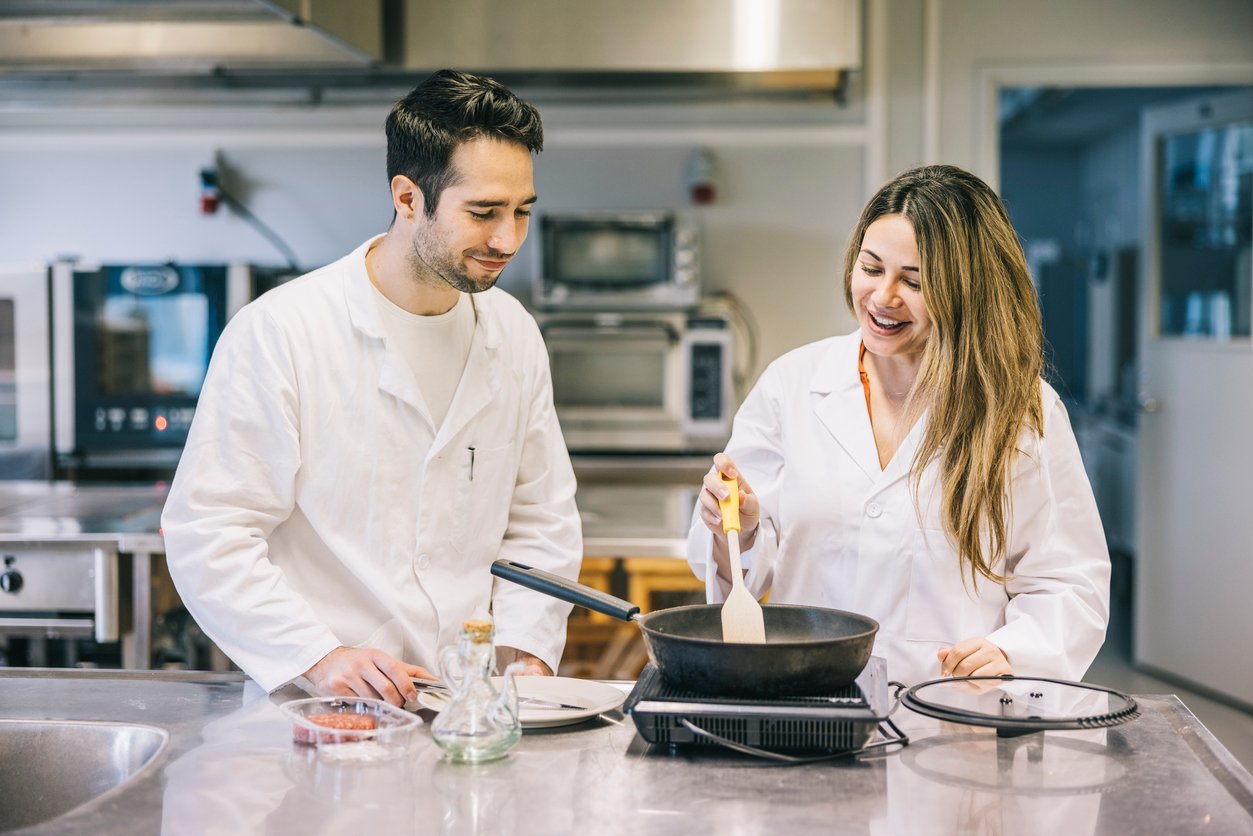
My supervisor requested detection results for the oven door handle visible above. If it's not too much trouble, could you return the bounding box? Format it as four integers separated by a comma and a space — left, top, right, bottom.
539, 320, 680, 344
0, 617, 96, 636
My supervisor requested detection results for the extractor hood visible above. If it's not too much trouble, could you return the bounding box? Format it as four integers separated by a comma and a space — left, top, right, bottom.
0, 0, 382, 71
0, 0, 860, 104
398, 0, 861, 102
400, 0, 859, 75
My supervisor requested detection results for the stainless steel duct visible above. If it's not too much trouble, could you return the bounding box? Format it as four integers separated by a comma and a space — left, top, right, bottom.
399, 0, 860, 75
0, 0, 860, 103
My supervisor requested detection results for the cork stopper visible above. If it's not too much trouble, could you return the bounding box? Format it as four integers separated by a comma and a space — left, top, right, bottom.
462, 619, 493, 643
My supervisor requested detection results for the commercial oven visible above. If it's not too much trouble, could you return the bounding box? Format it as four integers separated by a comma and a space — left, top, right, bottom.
0, 264, 52, 480
49, 262, 298, 477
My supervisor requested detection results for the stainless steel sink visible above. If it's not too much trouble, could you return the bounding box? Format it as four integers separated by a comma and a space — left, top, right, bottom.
0, 719, 168, 832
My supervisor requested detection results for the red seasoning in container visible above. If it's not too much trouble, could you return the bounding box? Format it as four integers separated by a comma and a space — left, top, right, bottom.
292, 712, 378, 745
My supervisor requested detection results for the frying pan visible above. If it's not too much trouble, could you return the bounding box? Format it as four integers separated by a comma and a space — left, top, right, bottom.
491, 559, 879, 699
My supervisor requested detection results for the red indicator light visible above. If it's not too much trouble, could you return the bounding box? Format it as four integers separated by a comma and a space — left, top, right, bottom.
155, 416, 169, 431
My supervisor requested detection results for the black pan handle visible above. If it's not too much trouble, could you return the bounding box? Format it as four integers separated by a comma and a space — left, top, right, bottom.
491, 559, 641, 622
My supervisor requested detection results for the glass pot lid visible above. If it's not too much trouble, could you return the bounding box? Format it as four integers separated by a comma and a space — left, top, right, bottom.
901, 676, 1140, 737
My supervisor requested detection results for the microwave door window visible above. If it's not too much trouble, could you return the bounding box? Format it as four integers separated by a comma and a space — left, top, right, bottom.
98, 294, 210, 396
556, 228, 667, 286
0, 299, 14, 441
551, 349, 667, 410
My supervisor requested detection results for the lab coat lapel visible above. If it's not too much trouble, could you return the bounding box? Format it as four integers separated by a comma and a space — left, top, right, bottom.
810, 336, 881, 481
428, 295, 502, 458
341, 243, 438, 431
377, 351, 436, 430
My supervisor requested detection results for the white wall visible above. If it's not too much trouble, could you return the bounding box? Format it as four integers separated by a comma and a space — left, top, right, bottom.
0, 103, 869, 387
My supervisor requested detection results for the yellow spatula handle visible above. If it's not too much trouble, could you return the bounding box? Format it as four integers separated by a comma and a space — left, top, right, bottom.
718, 474, 740, 534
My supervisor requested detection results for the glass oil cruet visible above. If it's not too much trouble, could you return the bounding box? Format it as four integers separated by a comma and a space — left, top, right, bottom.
430, 619, 524, 763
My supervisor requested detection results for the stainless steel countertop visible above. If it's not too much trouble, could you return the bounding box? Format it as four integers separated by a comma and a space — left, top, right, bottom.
0, 481, 169, 553
0, 479, 696, 559
2, 669, 1251, 835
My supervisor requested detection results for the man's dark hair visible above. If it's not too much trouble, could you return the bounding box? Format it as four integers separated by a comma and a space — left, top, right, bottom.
385, 69, 544, 218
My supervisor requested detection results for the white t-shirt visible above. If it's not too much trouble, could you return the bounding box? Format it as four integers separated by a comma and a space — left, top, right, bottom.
370, 283, 475, 430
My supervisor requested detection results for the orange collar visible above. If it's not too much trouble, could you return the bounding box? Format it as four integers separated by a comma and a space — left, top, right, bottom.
858, 341, 872, 423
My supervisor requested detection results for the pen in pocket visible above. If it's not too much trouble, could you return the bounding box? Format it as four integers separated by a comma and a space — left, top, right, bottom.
468, 446, 476, 481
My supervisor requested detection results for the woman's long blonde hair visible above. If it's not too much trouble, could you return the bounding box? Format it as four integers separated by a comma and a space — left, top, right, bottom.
842, 165, 1044, 585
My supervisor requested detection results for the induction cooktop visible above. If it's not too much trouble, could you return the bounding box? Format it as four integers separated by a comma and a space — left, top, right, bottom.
624, 655, 891, 754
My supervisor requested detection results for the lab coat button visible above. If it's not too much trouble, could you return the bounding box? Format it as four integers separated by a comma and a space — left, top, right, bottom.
866, 502, 883, 519
417, 554, 431, 570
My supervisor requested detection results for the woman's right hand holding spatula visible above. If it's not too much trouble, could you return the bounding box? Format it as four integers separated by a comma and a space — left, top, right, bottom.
698, 455, 766, 643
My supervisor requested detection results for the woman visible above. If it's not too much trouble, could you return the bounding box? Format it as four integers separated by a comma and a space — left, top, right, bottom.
689, 164, 1110, 686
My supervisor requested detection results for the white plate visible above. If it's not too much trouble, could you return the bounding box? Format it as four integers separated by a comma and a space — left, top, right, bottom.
416, 676, 626, 729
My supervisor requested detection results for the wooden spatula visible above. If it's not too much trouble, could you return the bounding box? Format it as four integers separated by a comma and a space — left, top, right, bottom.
718, 473, 767, 644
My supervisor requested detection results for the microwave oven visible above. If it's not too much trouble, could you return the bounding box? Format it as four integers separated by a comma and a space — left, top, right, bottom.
534, 212, 700, 310
539, 309, 732, 453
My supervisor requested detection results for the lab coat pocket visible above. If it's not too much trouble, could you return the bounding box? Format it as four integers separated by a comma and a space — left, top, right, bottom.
903, 527, 974, 643
450, 440, 517, 554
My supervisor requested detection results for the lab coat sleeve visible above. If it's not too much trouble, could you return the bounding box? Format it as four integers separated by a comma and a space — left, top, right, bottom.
161, 305, 341, 692
986, 396, 1111, 681
686, 363, 785, 603
490, 337, 582, 672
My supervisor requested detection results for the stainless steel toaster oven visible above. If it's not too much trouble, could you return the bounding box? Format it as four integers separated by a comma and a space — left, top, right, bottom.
539, 308, 732, 453
534, 211, 701, 310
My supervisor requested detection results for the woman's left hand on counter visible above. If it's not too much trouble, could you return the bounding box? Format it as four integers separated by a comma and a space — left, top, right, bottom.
937, 637, 1012, 678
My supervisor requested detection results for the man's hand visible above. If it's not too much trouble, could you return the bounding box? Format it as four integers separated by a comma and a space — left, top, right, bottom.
304, 646, 436, 707
497, 646, 552, 676
937, 637, 1012, 678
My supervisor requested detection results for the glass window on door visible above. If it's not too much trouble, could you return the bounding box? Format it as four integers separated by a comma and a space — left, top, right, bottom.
1157, 121, 1253, 339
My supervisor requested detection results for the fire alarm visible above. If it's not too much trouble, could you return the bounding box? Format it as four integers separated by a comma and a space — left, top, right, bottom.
199, 167, 221, 215
686, 148, 718, 206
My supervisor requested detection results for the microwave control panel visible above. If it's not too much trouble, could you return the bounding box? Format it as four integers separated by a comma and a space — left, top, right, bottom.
689, 342, 725, 420
683, 325, 732, 442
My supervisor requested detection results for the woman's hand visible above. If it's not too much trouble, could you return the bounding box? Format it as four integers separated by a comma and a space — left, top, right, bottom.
697, 453, 761, 541
937, 638, 1012, 678
697, 454, 762, 584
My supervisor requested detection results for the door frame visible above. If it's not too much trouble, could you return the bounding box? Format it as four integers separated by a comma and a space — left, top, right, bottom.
971, 63, 1253, 192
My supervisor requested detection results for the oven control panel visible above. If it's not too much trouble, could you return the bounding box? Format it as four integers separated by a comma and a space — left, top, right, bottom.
91, 406, 197, 436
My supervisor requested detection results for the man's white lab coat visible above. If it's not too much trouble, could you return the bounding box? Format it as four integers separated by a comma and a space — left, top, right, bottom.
163, 238, 582, 691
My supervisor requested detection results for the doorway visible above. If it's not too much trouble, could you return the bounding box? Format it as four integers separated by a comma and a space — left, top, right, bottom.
998, 84, 1253, 697
999, 85, 1235, 550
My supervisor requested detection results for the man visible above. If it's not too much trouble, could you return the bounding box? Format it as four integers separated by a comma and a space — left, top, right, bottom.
162, 70, 582, 707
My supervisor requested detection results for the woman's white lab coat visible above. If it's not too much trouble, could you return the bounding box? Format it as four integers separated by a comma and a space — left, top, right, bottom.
162, 238, 582, 692
688, 333, 1109, 686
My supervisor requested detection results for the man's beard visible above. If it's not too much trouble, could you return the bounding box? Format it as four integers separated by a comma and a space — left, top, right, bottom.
411, 227, 502, 294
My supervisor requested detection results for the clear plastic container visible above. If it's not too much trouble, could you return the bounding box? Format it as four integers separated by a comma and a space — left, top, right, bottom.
281, 696, 419, 757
